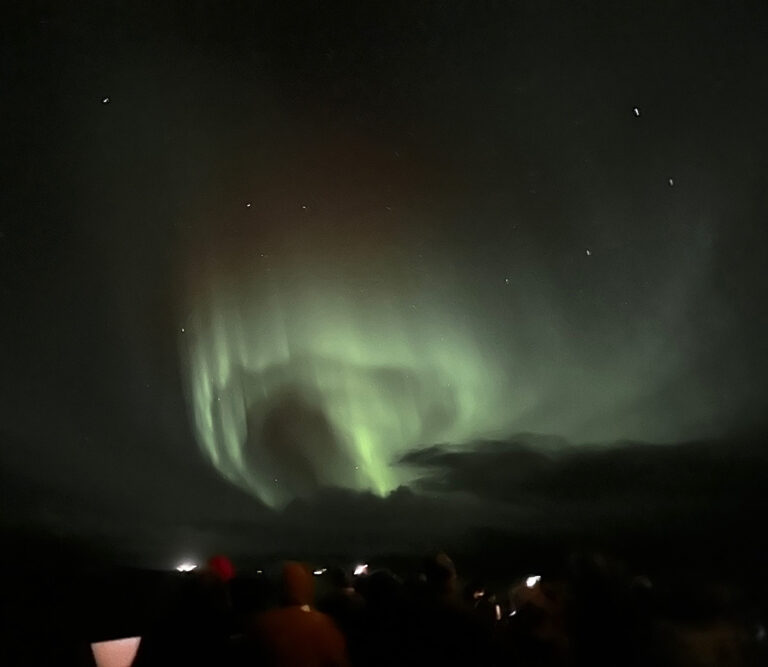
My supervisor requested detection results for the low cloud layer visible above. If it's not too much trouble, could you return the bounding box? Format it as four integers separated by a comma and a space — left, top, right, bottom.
403, 434, 765, 502
4, 428, 767, 569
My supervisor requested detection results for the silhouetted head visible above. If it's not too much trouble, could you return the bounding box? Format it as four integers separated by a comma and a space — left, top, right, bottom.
423, 552, 457, 596
326, 566, 351, 590
280, 561, 314, 607
365, 570, 402, 607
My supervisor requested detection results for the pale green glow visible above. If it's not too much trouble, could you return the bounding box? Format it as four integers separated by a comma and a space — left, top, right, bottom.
180, 208, 713, 507
181, 264, 519, 507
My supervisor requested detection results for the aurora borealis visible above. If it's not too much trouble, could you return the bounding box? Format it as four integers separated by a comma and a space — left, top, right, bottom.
3, 1, 768, 562
182, 237, 512, 507
178, 127, 743, 508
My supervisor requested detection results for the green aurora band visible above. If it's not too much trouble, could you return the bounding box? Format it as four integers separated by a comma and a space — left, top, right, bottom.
179, 167, 717, 509
180, 242, 715, 509
181, 264, 520, 508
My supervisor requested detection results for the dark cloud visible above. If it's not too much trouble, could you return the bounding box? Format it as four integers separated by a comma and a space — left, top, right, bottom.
119, 486, 488, 566
147, 432, 768, 569
400, 433, 768, 520
5, 426, 768, 569
246, 387, 348, 498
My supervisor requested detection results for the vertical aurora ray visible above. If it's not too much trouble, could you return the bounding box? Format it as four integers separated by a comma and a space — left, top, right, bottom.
181, 257, 513, 507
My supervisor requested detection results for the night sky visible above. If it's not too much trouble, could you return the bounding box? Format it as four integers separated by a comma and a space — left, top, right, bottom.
3, 2, 768, 565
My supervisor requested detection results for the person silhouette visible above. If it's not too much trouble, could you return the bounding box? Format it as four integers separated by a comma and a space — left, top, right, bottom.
248, 561, 349, 667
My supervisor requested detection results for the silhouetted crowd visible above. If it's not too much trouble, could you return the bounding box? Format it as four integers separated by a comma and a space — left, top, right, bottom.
122, 551, 766, 667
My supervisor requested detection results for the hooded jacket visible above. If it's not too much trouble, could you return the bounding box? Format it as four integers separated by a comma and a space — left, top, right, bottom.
251, 562, 349, 667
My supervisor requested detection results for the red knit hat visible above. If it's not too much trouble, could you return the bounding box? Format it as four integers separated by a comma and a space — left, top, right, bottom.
207, 554, 235, 582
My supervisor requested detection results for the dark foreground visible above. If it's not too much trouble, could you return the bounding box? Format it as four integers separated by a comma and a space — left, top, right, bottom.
1, 546, 767, 667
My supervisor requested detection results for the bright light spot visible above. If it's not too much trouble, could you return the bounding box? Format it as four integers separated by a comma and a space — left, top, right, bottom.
181, 327, 185, 333
176, 561, 198, 572
313, 568, 327, 576
256, 569, 263, 574
525, 575, 541, 588
633, 107, 640, 117
102, 97, 110, 104
495, 604, 502, 621
668, 178, 674, 186
354, 563, 368, 576
473, 589, 485, 600
300, 604, 311, 612
585, 249, 591, 256
509, 609, 517, 617
246, 202, 252, 208
505, 277, 511, 284
91, 637, 141, 665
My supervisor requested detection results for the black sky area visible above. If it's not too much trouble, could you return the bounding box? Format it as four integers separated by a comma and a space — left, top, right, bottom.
2, 1, 768, 567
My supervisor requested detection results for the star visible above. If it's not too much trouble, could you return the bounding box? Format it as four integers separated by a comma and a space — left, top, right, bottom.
668, 178, 674, 186
633, 107, 640, 117
505, 277, 511, 284
181, 327, 185, 333
101, 97, 110, 104
245, 202, 252, 208
585, 249, 592, 256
